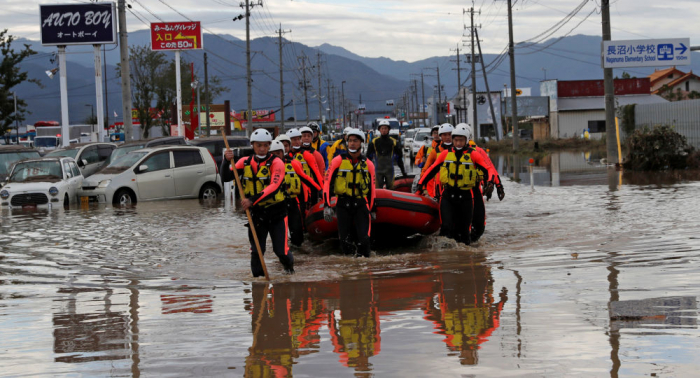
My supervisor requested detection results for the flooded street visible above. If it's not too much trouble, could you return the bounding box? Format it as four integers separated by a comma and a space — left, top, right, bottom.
2, 151, 700, 377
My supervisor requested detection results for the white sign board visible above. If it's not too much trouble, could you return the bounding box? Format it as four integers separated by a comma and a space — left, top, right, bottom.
503, 88, 531, 97
602, 38, 691, 68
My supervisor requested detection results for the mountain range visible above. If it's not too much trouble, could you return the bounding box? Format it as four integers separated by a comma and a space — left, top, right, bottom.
11, 31, 700, 126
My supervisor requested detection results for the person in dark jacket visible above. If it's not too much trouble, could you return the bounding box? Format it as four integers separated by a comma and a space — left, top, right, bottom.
366, 119, 407, 189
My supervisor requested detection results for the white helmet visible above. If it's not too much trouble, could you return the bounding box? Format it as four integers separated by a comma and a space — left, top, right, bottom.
275, 134, 291, 144
343, 127, 353, 135
286, 128, 302, 138
299, 126, 313, 135
346, 128, 365, 142
451, 127, 469, 139
250, 128, 272, 143
377, 119, 391, 129
269, 140, 285, 152
455, 123, 473, 140
438, 123, 454, 135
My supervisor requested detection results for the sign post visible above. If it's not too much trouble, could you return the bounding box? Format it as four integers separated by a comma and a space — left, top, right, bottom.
150, 21, 203, 139
40, 2, 117, 146
602, 38, 691, 68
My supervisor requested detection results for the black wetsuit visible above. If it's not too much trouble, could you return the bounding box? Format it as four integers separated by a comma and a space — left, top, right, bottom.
366, 134, 406, 189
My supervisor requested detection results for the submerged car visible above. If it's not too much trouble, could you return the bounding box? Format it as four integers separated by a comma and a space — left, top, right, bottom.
104, 136, 188, 166
0, 146, 42, 186
45, 142, 116, 177
79, 145, 222, 205
0, 157, 83, 208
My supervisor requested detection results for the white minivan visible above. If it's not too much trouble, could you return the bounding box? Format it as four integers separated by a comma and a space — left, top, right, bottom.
79, 146, 222, 205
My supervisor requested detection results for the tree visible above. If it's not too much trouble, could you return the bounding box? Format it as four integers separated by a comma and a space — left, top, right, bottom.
0, 29, 40, 137
119, 45, 226, 138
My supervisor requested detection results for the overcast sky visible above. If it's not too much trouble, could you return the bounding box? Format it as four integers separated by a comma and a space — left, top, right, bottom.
5, 0, 700, 62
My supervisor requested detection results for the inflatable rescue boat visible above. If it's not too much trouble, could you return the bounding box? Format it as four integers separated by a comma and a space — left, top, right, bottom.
305, 189, 440, 241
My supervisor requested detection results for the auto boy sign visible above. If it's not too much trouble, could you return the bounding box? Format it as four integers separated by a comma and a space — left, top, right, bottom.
39, 3, 117, 45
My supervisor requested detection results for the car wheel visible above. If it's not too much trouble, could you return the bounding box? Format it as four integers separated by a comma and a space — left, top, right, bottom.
199, 183, 219, 200
63, 194, 69, 209
113, 189, 135, 206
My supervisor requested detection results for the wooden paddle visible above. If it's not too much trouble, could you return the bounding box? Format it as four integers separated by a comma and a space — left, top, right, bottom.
223, 136, 270, 281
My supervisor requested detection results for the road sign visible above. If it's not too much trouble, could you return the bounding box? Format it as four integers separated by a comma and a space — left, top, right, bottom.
40, 3, 117, 45
602, 38, 691, 68
150, 22, 203, 51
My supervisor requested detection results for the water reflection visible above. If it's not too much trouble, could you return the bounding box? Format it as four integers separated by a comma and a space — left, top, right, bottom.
243, 254, 504, 376
53, 285, 130, 363
496, 150, 700, 187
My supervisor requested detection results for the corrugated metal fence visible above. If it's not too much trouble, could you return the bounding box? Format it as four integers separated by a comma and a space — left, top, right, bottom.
635, 99, 700, 148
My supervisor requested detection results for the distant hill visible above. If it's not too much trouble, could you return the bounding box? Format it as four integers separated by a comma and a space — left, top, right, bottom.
13, 32, 700, 126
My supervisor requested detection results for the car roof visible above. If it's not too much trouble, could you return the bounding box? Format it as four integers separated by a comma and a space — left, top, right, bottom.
0, 146, 40, 153
116, 136, 185, 148
135, 145, 206, 154
188, 136, 249, 144
49, 142, 116, 152
14, 156, 73, 163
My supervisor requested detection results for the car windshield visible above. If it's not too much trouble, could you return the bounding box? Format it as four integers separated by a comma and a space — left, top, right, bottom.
389, 120, 401, 129
9, 161, 63, 182
107, 145, 145, 165
415, 132, 430, 142
405, 130, 416, 139
100, 151, 147, 174
45, 149, 79, 158
0, 151, 41, 176
34, 138, 58, 148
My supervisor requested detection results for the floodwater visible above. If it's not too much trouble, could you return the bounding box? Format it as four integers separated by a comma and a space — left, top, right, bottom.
2, 151, 700, 377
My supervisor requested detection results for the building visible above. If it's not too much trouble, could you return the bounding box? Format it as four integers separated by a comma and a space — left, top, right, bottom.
649, 67, 700, 100
541, 78, 667, 139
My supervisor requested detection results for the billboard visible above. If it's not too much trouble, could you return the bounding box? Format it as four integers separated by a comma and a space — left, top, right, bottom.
40, 3, 117, 45
150, 22, 203, 51
232, 109, 276, 123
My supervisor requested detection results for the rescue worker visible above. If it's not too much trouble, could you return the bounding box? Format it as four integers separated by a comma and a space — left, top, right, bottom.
328, 127, 351, 159
455, 123, 504, 243
270, 138, 321, 246
323, 129, 377, 257
300, 126, 326, 178
287, 128, 324, 215
414, 125, 440, 168
223, 129, 294, 276
366, 119, 407, 189
421, 123, 455, 199
415, 127, 503, 245
308, 122, 326, 152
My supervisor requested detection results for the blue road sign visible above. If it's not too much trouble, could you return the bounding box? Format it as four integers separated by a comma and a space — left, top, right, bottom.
602, 38, 691, 68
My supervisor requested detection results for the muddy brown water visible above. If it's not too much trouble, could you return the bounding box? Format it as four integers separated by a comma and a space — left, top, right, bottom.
1, 151, 699, 377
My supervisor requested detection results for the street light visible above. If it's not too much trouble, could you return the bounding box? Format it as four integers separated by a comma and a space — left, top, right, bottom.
341, 81, 347, 128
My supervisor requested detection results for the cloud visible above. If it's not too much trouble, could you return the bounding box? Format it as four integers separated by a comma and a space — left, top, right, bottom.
3, 0, 700, 62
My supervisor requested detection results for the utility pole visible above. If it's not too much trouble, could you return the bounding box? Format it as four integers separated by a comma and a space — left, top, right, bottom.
204, 52, 211, 136
475, 28, 500, 141
507, 0, 519, 149
436, 64, 442, 124
451, 45, 462, 123
421, 72, 426, 126
117, 0, 133, 141
466, 5, 480, 135
299, 55, 310, 123
341, 80, 346, 128
277, 25, 290, 130
602, 0, 618, 165
326, 78, 332, 120
317, 51, 323, 125
245, 0, 253, 136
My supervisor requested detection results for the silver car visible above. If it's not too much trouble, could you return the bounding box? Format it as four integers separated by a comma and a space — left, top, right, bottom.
45, 142, 117, 178
79, 146, 222, 205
